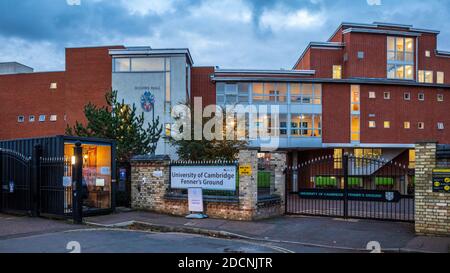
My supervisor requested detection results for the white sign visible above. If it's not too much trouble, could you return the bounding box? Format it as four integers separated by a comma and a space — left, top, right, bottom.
95, 178, 105, 187
63, 176, 72, 187
171, 165, 237, 191
188, 188, 204, 213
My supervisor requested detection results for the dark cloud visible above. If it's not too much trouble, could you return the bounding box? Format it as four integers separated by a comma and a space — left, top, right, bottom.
0, 0, 449, 71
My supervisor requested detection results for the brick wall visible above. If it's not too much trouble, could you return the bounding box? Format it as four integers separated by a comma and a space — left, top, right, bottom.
131, 150, 287, 221
415, 142, 450, 236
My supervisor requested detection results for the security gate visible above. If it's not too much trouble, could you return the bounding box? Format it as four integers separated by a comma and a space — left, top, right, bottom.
0, 149, 32, 214
286, 154, 415, 222
0, 148, 76, 218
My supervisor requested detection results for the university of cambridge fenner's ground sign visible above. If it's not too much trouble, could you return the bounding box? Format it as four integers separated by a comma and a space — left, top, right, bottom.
170, 165, 237, 191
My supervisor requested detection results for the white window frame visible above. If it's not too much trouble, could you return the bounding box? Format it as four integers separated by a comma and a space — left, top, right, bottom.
369, 121, 376, 128
29, 115, 35, 123
425, 50, 431, 58
404, 121, 411, 129
384, 92, 391, 100
50, 115, 57, 122
404, 92, 411, 100
437, 71, 444, 84
418, 122, 425, 130
387, 37, 415, 80
369, 92, 376, 99
418, 93, 425, 101
18, 115, 25, 123
437, 122, 445, 130
39, 115, 46, 122
437, 94, 444, 102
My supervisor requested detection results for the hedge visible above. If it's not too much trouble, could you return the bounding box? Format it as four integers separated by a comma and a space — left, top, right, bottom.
375, 177, 395, 186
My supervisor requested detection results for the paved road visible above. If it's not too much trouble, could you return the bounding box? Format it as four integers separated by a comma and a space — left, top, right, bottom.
0, 228, 301, 253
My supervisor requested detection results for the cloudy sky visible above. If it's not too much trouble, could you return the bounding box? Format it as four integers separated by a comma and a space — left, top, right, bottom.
0, 0, 449, 71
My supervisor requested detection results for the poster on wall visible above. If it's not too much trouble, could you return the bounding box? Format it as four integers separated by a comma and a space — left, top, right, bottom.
171, 165, 237, 191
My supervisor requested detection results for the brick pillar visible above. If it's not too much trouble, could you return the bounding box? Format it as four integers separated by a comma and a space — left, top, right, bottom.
130, 155, 170, 212
270, 152, 287, 209
415, 142, 450, 236
238, 150, 259, 217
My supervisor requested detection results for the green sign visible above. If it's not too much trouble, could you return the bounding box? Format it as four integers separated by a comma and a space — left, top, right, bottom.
432, 169, 450, 193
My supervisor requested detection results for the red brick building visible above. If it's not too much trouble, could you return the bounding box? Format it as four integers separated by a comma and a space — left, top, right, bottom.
0, 22, 449, 165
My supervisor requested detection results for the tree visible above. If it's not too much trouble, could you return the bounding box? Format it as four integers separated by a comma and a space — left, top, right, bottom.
166, 102, 247, 162
66, 90, 163, 162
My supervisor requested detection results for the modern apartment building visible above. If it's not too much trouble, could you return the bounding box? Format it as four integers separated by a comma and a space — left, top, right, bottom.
0, 22, 449, 163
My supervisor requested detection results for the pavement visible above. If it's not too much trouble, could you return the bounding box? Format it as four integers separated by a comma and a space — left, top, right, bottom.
85, 210, 450, 253
1, 211, 449, 253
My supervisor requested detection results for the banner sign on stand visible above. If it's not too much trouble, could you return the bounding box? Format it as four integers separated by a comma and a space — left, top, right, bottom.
188, 188, 204, 213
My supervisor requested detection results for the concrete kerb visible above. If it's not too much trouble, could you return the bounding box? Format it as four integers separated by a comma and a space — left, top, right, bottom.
84, 220, 433, 253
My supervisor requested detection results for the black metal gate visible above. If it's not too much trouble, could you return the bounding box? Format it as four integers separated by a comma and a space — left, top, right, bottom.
0, 148, 32, 214
286, 154, 415, 222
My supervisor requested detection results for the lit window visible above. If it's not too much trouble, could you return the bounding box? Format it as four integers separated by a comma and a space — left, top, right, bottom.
387, 37, 415, 80
425, 50, 431, 57
50, 115, 57, 122
50, 83, 57, 89
418, 70, 434, 83
418, 93, 425, 101
384, 121, 391, 128
165, 123, 171, 136
404, 92, 411, 100
165, 72, 171, 102
369, 121, 376, 128
39, 115, 46, 122
334, 149, 343, 169
409, 149, 416, 169
333, 65, 342, 79
29, 115, 35, 123
404, 122, 411, 129
418, 122, 425, 130
384, 92, 391, 100
437, 72, 444, 84
18, 116, 25, 123
350, 85, 361, 142
369, 92, 376, 99
437, 122, 445, 130
437, 94, 444, 102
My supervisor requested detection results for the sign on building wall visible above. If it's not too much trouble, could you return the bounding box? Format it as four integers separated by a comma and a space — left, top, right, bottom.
170, 165, 237, 191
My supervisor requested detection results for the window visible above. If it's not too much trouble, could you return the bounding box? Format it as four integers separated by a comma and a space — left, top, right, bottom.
437, 72, 444, 84
418, 70, 433, 83
290, 83, 321, 104
437, 122, 445, 130
291, 114, 322, 137
29, 115, 35, 123
437, 94, 444, 102
131, 58, 165, 72
404, 92, 411, 100
425, 50, 431, 57
350, 85, 360, 142
113, 58, 130, 72
217, 83, 249, 105
334, 149, 343, 169
39, 115, 46, 122
252, 83, 287, 103
165, 71, 171, 102
165, 124, 171, 136
384, 92, 391, 100
358, 51, 365, 59
384, 121, 391, 128
50, 115, 57, 122
18, 115, 25, 123
369, 91, 376, 99
387, 37, 414, 80
409, 149, 416, 169
418, 122, 425, 130
404, 121, 411, 129
50, 83, 57, 89
369, 121, 376, 128
418, 93, 425, 101
333, 65, 342, 79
